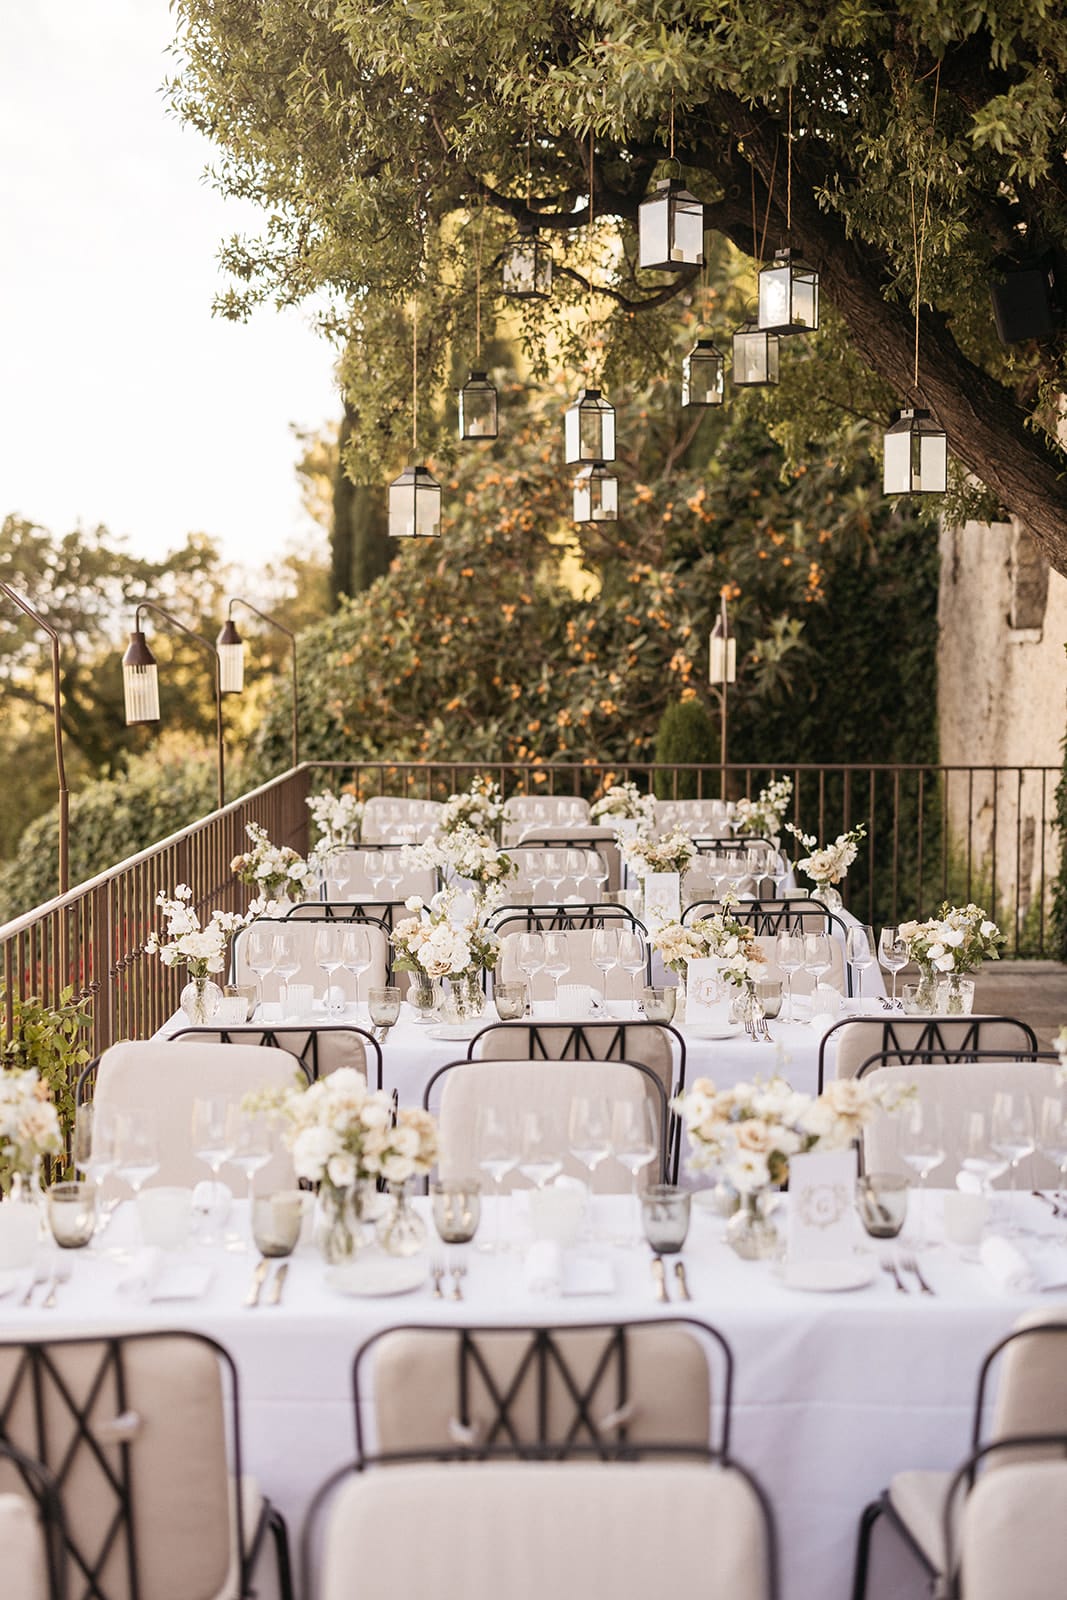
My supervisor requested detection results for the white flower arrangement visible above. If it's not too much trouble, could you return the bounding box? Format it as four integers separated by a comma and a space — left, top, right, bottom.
673, 1073, 910, 1193
897, 903, 1004, 977
404, 827, 518, 895
785, 821, 866, 889
590, 781, 656, 830
734, 777, 793, 843
143, 885, 248, 979
231, 821, 313, 912
251, 1068, 438, 1189
0, 1067, 62, 1187
652, 903, 765, 989
306, 789, 363, 850
390, 894, 501, 981
438, 776, 504, 836
621, 826, 696, 881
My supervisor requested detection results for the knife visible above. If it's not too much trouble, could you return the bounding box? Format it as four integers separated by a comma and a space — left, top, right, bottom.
673, 1260, 693, 1302
243, 1258, 270, 1309
265, 1262, 289, 1307
650, 1255, 670, 1303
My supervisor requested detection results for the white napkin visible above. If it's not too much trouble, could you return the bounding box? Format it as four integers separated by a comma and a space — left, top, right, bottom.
524, 1240, 563, 1294
523, 1242, 614, 1297
192, 1180, 232, 1226
980, 1234, 1037, 1294
117, 1248, 213, 1302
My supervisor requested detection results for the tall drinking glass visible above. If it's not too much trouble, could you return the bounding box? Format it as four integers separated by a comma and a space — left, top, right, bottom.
612, 1100, 658, 1245
878, 927, 908, 1008
899, 1102, 945, 1248
542, 933, 569, 1009
271, 931, 299, 1013
774, 931, 804, 1023
617, 930, 647, 1011
591, 927, 619, 1006
475, 1105, 518, 1253
845, 924, 876, 1002
245, 926, 276, 1013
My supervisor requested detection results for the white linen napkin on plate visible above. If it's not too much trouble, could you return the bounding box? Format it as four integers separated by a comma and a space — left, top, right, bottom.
980, 1234, 1037, 1294
523, 1242, 614, 1297
118, 1248, 213, 1302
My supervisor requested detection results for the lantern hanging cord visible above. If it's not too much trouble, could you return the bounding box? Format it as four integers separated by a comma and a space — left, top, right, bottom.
758, 137, 779, 268
475, 206, 483, 361
412, 295, 418, 454
588, 128, 595, 237
909, 59, 941, 394
669, 89, 675, 162
786, 86, 792, 237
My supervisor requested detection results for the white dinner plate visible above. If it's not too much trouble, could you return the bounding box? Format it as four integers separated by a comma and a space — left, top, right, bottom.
683, 1022, 745, 1041
780, 1257, 876, 1293
326, 1258, 428, 1297
427, 1023, 481, 1041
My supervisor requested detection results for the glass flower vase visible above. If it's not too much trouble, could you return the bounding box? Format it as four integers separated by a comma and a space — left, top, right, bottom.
408, 978, 443, 1023
724, 1190, 779, 1260
376, 1181, 428, 1258
913, 967, 940, 1012
936, 974, 975, 1016
443, 974, 487, 1025
180, 973, 223, 1025
315, 1181, 370, 1265
811, 881, 843, 911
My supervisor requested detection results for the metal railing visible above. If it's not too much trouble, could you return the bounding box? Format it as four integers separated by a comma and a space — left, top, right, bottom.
0, 760, 1060, 1063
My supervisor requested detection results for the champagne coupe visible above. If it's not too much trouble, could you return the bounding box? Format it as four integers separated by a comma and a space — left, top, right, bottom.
774, 931, 805, 1023
612, 1100, 658, 1245
1037, 1096, 1067, 1210
245, 925, 276, 1013
517, 1110, 563, 1190
845, 924, 876, 1002
226, 1105, 274, 1249
991, 1090, 1036, 1233
314, 926, 344, 1014
113, 1108, 160, 1197
878, 926, 908, 1008
899, 1102, 945, 1248
191, 1096, 235, 1243
617, 929, 647, 1011
591, 926, 619, 1005
541, 932, 569, 1010
475, 1104, 519, 1253
341, 925, 372, 1015
516, 932, 545, 1006
271, 930, 300, 1013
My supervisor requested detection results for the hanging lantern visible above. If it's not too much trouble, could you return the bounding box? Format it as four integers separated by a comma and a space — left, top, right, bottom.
708, 606, 736, 686
731, 320, 780, 387
215, 617, 245, 694
122, 630, 160, 724
882, 407, 948, 496
388, 465, 442, 538
682, 338, 726, 407
638, 180, 705, 271
573, 463, 618, 523
501, 226, 553, 300
758, 248, 819, 335
457, 371, 499, 441
564, 388, 616, 464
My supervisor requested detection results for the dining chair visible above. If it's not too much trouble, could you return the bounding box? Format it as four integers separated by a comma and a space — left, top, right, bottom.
232, 915, 389, 1001
818, 1015, 1040, 1091
502, 794, 591, 831
857, 1056, 1062, 1185
944, 1438, 1067, 1600
308, 1455, 777, 1600
0, 1438, 66, 1600
852, 1313, 1067, 1600
682, 899, 839, 934
169, 1022, 383, 1089
467, 1019, 685, 1179
495, 927, 652, 1005
79, 1040, 304, 1193
0, 1330, 293, 1600
488, 903, 643, 936
423, 1057, 669, 1190
317, 844, 437, 906
350, 1317, 734, 1462
654, 797, 733, 837
360, 796, 442, 843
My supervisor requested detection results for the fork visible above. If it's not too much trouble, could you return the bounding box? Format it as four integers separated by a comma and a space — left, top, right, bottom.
899, 1252, 935, 1297
880, 1258, 909, 1295
20, 1264, 49, 1308
430, 1262, 445, 1301
449, 1262, 467, 1302
41, 1262, 72, 1310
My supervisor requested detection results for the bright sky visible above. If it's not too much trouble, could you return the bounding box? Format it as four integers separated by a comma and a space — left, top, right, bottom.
0, 1, 340, 570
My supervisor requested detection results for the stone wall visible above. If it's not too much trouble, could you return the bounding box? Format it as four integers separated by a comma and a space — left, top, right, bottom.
937, 518, 1066, 940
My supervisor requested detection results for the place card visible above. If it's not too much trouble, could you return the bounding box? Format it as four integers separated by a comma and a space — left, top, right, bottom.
643, 872, 681, 926
786, 1149, 857, 1263
685, 957, 732, 1026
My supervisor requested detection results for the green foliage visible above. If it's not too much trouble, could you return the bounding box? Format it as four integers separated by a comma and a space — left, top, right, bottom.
0, 985, 93, 1178
653, 700, 721, 798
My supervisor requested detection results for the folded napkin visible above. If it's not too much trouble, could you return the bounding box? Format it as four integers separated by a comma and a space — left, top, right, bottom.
523, 1242, 614, 1297
192, 1180, 232, 1226
117, 1248, 213, 1303
980, 1234, 1037, 1294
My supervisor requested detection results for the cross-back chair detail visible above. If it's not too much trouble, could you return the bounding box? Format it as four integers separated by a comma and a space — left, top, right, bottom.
487, 904, 644, 935
168, 1023, 383, 1089
818, 1015, 1040, 1091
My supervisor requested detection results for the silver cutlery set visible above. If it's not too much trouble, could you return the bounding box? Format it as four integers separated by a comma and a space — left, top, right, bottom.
880, 1253, 936, 1296
744, 1012, 773, 1042
244, 1258, 289, 1307
430, 1260, 467, 1301
650, 1254, 692, 1302
19, 1263, 72, 1309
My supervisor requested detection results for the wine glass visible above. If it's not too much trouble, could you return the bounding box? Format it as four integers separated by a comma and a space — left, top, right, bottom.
541, 932, 569, 1010
591, 926, 619, 1005
899, 1102, 945, 1248
617, 929, 647, 1011
959, 1110, 1011, 1197
774, 931, 804, 1023
191, 1096, 235, 1243
516, 931, 545, 1001
475, 1104, 519, 1254
565, 849, 587, 897
225, 1105, 275, 1250
612, 1100, 658, 1245
74, 1102, 117, 1241
113, 1108, 160, 1197
770, 852, 791, 900
517, 1110, 563, 1190
245, 925, 276, 1013
314, 926, 344, 1014
326, 855, 350, 902
341, 925, 372, 1013
803, 932, 833, 995
1037, 1096, 1067, 1211
878, 927, 908, 1008
569, 1095, 612, 1238
271, 930, 299, 1012
586, 851, 610, 900
845, 923, 876, 1002
363, 851, 385, 899
542, 850, 566, 901
382, 851, 404, 903
991, 1090, 1036, 1233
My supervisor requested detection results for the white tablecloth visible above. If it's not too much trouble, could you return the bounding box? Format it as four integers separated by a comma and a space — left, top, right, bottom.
2, 1195, 1063, 1600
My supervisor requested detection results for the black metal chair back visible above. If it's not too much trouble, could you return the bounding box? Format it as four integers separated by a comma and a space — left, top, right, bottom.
168, 1023, 383, 1089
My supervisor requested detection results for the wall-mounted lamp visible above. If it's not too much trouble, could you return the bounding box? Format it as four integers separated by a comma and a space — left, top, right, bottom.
122, 601, 225, 808
217, 599, 299, 770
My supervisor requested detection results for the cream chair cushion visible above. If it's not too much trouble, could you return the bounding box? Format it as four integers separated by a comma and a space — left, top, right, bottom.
830, 1017, 1039, 1083
0, 1494, 49, 1600
471, 1021, 678, 1106
435, 1058, 661, 1193
173, 1025, 374, 1084
957, 1460, 1067, 1600
321, 1461, 770, 1600
92, 1040, 300, 1194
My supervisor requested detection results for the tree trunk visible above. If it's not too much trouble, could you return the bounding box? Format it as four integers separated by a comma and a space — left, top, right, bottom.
330, 406, 391, 606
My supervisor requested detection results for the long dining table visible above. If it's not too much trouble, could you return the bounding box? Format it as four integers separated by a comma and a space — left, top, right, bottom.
2, 1192, 1062, 1600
